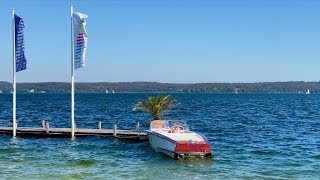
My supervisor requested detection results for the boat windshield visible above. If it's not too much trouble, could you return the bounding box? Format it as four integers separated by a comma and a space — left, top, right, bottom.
150, 120, 189, 131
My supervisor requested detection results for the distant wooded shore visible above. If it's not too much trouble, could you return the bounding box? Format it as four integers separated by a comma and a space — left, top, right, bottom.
0, 81, 319, 93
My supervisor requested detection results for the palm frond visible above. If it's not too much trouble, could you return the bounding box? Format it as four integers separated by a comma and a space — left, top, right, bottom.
132, 95, 177, 120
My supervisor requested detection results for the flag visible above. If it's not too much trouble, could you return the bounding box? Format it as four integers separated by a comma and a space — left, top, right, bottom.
73, 12, 88, 69
15, 14, 27, 72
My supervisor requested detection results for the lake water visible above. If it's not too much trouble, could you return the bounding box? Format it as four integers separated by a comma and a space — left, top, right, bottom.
0, 93, 319, 179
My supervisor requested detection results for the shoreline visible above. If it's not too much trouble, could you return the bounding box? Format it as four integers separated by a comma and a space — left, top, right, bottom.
0, 81, 319, 93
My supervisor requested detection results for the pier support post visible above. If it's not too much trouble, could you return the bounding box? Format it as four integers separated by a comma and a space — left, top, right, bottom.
98, 121, 102, 129
42, 120, 45, 128
136, 121, 140, 132
113, 124, 117, 137
45, 122, 49, 135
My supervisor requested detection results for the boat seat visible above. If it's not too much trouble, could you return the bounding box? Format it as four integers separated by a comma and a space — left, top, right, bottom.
168, 125, 184, 133
150, 120, 164, 129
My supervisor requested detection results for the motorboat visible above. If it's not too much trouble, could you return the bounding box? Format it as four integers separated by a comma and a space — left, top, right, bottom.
146, 120, 212, 159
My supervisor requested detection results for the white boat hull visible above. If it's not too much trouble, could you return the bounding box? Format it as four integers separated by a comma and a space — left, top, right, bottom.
147, 130, 177, 158
147, 130, 212, 159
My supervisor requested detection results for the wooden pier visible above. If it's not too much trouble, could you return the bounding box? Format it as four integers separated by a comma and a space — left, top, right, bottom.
0, 121, 147, 141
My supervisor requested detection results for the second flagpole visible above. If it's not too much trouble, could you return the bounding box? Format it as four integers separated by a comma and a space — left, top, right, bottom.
12, 8, 17, 137
71, 4, 75, 138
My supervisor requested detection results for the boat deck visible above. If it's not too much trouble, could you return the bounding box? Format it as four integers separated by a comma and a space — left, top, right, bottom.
150, 129, 205, 142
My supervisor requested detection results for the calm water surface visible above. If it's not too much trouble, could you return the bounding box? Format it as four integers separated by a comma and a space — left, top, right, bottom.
0, 93, 319, 179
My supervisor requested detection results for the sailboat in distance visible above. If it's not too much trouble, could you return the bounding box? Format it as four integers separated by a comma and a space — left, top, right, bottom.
306, 89, 310, 94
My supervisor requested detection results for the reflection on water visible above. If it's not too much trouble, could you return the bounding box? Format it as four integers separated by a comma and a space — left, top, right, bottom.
9, 137, 20, 148
176, 157, 213, 168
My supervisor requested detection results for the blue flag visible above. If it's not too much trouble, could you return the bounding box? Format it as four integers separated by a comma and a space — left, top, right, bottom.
15, 14, 27, 72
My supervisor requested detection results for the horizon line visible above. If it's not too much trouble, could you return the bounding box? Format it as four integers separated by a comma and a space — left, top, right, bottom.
1, 80, 320, 84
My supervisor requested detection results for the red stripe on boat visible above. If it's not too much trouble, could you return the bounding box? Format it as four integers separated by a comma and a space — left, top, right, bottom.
174, 142, 211, 153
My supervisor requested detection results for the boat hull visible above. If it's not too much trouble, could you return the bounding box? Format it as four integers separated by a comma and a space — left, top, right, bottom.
146, 130, 212, 159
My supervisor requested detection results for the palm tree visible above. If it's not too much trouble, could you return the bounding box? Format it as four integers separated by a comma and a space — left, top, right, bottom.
133, 95, 177, 120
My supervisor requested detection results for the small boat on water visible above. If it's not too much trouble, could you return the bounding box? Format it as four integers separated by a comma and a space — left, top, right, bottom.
146, 120, 212, 159
306, 89, 310, 94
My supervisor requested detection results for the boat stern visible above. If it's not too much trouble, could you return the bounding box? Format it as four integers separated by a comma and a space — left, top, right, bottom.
174, 141, 212, 159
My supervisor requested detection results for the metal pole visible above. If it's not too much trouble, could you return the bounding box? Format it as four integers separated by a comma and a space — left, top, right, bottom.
12, 8, 17, 137
71, 4, 75, 138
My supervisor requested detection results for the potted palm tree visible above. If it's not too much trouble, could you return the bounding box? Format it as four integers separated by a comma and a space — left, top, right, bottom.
133, 95, 177, 127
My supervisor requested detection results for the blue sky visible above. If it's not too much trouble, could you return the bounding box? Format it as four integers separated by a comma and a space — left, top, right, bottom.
0, 0, 320, 83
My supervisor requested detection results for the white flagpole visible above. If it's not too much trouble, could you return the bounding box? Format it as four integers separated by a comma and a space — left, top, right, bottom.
12, 8, 17, 137
71, 4, 75, 138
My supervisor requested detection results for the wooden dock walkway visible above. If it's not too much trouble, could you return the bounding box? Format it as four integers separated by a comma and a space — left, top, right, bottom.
0, 121, 147, 140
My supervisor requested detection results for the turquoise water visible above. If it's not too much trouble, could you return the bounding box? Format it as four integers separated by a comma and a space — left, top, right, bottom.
0, 93, 319, 179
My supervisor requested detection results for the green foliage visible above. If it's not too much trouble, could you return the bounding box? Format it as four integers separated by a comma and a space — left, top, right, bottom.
133, 95, 177, 120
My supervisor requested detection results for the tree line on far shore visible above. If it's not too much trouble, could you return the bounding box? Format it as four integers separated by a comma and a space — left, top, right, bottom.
0, 81, 320, 93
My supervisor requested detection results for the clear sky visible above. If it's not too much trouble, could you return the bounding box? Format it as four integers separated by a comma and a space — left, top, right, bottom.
0, 0, 320, 83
